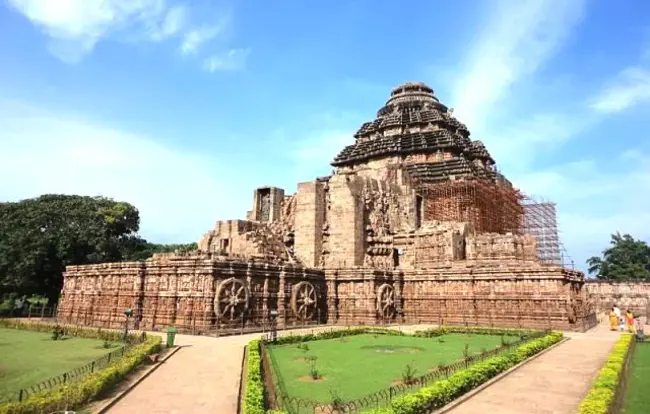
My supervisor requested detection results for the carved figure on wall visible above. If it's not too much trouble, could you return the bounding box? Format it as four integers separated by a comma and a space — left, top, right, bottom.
377, 283, 396, 319
215, 277, 250, 321
291, 281, 317, 320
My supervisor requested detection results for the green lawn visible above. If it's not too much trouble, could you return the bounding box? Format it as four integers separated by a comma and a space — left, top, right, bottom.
0, 328, 117, 399
266, 333, 510, 403
623, 343, 650, 413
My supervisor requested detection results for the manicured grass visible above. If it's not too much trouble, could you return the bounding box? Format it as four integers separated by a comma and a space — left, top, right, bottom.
623, 343, 650, 413
0, 327, 118, 398
266, 333, 510, 403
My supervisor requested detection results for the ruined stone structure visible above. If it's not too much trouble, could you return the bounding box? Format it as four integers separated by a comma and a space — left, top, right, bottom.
586, 281, 650, 323
58, 82, 596, 332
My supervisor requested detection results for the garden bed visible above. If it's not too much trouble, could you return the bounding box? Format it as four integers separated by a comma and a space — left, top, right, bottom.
243, 326, 561, 414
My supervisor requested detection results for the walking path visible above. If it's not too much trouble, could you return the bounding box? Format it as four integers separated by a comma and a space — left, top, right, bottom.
105, 325, 364, 414
444, 324, 620, 414
105, 324, 619, 414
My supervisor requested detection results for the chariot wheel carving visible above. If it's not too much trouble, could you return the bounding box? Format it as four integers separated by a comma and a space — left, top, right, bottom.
291, 281, 317, 320
215, 277, 250, 321
377, 284, 396, 319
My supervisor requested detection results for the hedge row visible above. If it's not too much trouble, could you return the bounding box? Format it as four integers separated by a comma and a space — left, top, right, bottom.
364, 331, 564, 414
0, 319, 144, 343
267, 325, 541, 346
577, 334, 633, 414
243, 340, 265, 414
267, 327, 406, 345
0, 335, 162, 414
413, 326, 538, 338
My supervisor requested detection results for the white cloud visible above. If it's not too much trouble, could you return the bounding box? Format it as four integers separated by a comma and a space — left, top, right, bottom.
0, 100, 252, 243
451, 0, 586, 132
590, 66, 650, 113
5, 0, 231, 64
180, 17, 228, 55
202, 48, 250, 72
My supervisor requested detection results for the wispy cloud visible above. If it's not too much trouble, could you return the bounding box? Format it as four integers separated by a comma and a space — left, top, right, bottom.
0, 100, 252, 242
180, 17, 229, 55
590, 65, 650, 113
5, 0, 233, 65
202, 48, 250, 72
452, 0, 587, 131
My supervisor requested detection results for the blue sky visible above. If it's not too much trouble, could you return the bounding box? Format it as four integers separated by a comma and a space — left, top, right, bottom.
0, 0, 649, 273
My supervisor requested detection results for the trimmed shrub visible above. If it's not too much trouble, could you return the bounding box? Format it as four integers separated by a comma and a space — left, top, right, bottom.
577, 334, 633, 414
244, 340, 265, 414
386, 331, 563, 414
0, 335, 162, 414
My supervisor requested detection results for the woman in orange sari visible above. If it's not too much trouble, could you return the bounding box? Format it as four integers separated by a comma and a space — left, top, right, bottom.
609, 307, 619, 331
626, 310, 636, 334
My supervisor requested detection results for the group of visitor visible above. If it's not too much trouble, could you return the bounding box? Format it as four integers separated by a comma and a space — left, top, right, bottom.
609, 304, 638, 333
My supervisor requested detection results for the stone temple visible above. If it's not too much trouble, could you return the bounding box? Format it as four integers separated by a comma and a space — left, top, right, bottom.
58, 82, 597, 332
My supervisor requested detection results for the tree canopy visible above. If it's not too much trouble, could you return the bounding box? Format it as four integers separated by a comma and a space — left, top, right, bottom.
0, 194, 197, 302
586, 232, 650, 280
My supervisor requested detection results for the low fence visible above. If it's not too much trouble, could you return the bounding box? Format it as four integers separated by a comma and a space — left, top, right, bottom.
260, 330, 548, 413
0, 305, 58, 319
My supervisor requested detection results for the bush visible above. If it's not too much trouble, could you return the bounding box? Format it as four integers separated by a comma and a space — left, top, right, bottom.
0, 319, 143, 344
0, 335, 161, 414
385, 331, 563, 414
413, 326, 538, 338
577, 334, 633, 414
243, 340, 265, 414
269, 327, 405, 345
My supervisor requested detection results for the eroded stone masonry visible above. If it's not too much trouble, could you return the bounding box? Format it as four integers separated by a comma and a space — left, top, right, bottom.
58, 82, 597, 332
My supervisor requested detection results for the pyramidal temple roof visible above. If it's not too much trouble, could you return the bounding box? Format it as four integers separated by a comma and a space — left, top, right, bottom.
331, 82, 495, 171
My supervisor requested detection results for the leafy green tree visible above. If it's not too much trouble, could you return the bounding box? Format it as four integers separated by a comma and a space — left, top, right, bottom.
586, 233, 650, 280
0, 195, 142, 300
0, 194, 198, 303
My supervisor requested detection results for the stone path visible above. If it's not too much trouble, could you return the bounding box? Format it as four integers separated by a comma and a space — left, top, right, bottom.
443, 325, 620, 414
105, 324, 620, 414
105, 326, 360, 414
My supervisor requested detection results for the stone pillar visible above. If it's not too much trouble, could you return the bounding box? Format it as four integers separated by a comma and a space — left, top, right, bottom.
327, 175, 365, 267
294, 181, 326, 267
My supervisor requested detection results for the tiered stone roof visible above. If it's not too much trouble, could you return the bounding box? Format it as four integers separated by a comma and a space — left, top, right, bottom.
331, 82, 496, 182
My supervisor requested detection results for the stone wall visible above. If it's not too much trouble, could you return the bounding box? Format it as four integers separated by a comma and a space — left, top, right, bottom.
586, 281, 650, 322
327, 262, 595, 331
58, 253, 327, 333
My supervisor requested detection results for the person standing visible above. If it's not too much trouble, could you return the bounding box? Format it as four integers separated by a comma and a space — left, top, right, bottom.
609, 307, 619, 331
614, 305, 623, 331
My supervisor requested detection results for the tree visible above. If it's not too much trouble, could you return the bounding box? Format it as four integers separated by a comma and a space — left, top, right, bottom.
0, 194, 198, 303
0, 195, 142, 300
586, 232, 650, 280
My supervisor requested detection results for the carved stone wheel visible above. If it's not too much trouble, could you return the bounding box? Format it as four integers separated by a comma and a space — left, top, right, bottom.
215, 278, 250, 321
377, 284, 395, 319
291, 281, 317, 320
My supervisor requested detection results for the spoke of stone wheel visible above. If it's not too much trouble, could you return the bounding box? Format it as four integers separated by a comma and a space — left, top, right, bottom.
230, 282, 236, 296
230, 303, 235, 320
236, 285, 244, 297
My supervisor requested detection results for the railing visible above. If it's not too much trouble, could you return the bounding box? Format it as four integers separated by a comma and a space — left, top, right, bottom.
0, 335, 146, 404
0, 305, 58, 319
261, 330, 548, 413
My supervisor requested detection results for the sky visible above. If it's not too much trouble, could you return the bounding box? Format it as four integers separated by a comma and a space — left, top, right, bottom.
0, 0, 649, 274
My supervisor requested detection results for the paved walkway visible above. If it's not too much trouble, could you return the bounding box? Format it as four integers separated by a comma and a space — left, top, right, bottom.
105, 324, 620, 414
105, 326, 362, 414
444, 325, 620, 414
